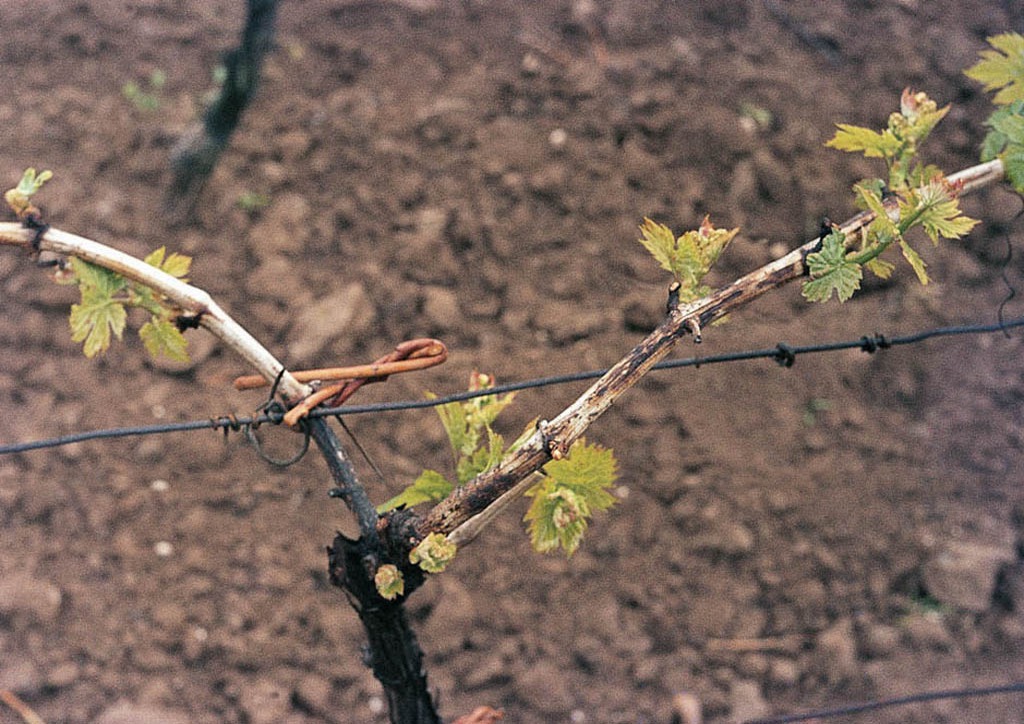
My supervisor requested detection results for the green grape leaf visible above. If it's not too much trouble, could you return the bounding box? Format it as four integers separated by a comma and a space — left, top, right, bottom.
374, 564, 405, 600
905, 180, 979, 243
864, 256, 895, 280
377, 469, 453, 513
456, 428, 505, 485
67, 257, 130, 356
981, 126, 1009, 163
980, 101, 1024, 160
899, 239, 929, 284
637, 216, 738, 297
827, 91, 948, 192
428, 372, 517, 490
409, 533, 457, 573
144, 246, 192, 280
826, 124, 902, 158
432, 393, 471, 455
430, 372, 516, 460
524, 440, 618, 556
802, 230, 863, 303
638, 218, 691, 278
979, 101, 1024, 193
70, 287, 127, 357
1005, 149, 1024, 192
139, 317, 190, 362
854, 182, 898, 237
965, 32, 1024, 105
69, 257, 127, 297
988, 105, 1024, 140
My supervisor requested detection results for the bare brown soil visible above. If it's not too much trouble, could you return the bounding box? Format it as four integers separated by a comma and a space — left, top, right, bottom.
3, 1, 1024, 722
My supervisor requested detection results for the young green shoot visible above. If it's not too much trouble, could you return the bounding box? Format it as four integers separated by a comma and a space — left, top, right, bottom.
803, 90, 978, 302
374, 564, 405, 601
523, 439, 618, 556
4, 170, 193, 361
967, 33, 1024, 192
409, 533, 457, 574
826, 89, 949, 191
122, 69, 166, 111
61, 246, 193, 360
377, 372, 518, 513
637, 215, 738, 303
381, 370, 620, 558
3, 168, 52, 218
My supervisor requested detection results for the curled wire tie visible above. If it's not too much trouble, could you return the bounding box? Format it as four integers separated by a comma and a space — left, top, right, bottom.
244, 418, 311, 466
214, 370, 311, 466
242, 399, 311, 466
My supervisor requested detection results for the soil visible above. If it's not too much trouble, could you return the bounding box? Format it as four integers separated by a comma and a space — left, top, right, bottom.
2, 1, 1024, 723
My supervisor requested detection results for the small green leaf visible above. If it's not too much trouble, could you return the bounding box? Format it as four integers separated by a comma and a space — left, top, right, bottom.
144, 246, 192, 280
826, 124, 902, 158
5, 168, 53, 216
980, 101, 1024, 193
980, 101, 1024, 159
374, 564, 405, 600
898, 239, 929, 285
637, 216, 738, 298
854, 183, 900, 247
905, 180, 979, 243
432, 393, 471, 455
524, 440, 618, 556
139, 317, 190, 362
70, 289, 127, 357
989, 107, 1024, 140
637, 218, 685, 277
864, 256, 895, 280
965, 32, 1024, 105
377, 469, 453, 513
429, 371, 516, 479
69, 257, 127, 296
16, 168, 53, 197
1005, 149, 1024, 192
802, 230, 863, 303
827, 91, 948, 192
409, 533, 457, 573
469, 429, 508, 483
854, 183, 895, 225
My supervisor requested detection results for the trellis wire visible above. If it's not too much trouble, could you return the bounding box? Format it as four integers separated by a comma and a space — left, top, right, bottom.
745, 680, 1024, 723
1, 314, 1022, 456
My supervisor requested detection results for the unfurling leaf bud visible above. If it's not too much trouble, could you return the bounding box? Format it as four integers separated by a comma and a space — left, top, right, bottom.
410, 533, 457, 574
374, 564, 405, 600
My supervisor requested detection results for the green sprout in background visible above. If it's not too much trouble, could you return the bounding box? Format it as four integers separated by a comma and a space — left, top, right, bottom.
122, 69, 166, 111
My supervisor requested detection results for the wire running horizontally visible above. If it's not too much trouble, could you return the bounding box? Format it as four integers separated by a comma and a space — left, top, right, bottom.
744, 680, 1024, 723
1, 315, 1022, 456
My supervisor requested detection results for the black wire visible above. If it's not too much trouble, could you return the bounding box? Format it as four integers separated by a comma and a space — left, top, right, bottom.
2, 315, 1022, 456
997, 200, 1023, 337
745, 681, 1024, 723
